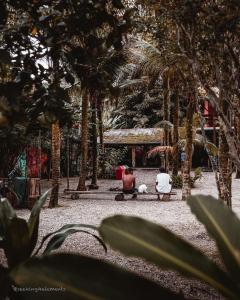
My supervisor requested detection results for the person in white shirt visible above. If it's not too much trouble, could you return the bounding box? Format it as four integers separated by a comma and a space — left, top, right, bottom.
156, 167, 172, 200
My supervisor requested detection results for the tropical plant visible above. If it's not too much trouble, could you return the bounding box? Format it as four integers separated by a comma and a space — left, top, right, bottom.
99, 146, 128, 179
0, 190, 184, 299
99, 195, 240, 299
0, 189, 107, 298
172, 167, 202, 189
2, 191, 240, 299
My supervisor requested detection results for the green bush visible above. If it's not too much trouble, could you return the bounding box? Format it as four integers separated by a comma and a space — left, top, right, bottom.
99, 146, 128, 179
172, 167, 202, 189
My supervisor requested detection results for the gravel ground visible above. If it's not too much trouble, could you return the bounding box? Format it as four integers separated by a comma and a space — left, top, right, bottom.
2, 171, 240, 299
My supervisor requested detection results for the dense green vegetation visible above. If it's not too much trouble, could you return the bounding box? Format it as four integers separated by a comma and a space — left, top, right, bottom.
1, 0, 239, 205
0, 1, 240, 299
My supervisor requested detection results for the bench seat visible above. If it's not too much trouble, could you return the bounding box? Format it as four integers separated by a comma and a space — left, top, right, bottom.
64, 190, 177, 201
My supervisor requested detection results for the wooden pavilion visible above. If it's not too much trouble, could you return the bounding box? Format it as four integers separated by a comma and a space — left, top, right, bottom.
103, 128, 164, 168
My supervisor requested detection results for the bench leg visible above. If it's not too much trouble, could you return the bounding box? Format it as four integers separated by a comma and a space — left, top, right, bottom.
162, 194, 170, 201
132, 193, 137, 199
115, 193, 125, 201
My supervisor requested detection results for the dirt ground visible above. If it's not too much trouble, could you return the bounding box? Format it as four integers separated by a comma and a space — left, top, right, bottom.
3, 171, 240, 299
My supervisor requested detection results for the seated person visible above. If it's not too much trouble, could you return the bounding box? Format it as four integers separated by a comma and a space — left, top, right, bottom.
122, 168, 137, 198
156, 167, 172, 200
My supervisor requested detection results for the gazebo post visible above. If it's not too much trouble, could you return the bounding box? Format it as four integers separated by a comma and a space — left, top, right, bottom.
142, 146, 147, 167
131, 146, 136, 168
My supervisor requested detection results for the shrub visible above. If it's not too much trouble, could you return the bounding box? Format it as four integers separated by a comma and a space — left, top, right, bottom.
99, 146, 128, 179
172, 167, 202, 189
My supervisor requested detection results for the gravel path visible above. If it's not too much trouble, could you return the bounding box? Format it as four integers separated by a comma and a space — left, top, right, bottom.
3, 171, 240, 299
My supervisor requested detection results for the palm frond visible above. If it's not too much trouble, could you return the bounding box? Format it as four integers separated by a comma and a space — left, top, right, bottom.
113, 63, 139, 86
129, 39, 189, 78
147, 146, 173, 158
194, 134, 218, 156
118, 77, 149, 89
154, 120, 174, 129
206, 141, 218, 157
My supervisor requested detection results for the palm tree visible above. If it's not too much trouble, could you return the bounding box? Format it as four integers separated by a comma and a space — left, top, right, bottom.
235, 113, 240, 178
172, 89, 179, 176
77, 90, 89, 191
163, 73, 171, 171
182, 94, 195, 201
218, 98, 232, 207
90, 94, 98, 188
49, 120, 60, 208
97, 97, 105, 177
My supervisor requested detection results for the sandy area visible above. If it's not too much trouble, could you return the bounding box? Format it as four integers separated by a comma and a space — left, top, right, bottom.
2, 171, 240, 299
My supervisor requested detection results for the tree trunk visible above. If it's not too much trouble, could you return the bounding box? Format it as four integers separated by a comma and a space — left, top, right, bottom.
172, 90, 179, 176
235, 113, 240, 178
163, 74, 170, 171
90, 94, 98, 188
97, 98, 105, 177
219, 99, 232, 207
77, 91, 89, 190
182, 94, 195, 201
49, 120, 60, 208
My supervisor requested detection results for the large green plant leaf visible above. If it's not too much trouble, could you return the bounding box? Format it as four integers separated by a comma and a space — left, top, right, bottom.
10, 253, 184, 300
42, 229, 107, 256
188, 195, 240, 281
99, 215, 239, 299
28, 188, 52, 254
5, 217, 31, 268
0, 198, 16, 237
205, 141, 218, 156
34, 224, 97, 255
0, 265, 9, 300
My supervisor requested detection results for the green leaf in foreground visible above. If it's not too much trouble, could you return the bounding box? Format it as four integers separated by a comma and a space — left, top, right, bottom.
42, 229, 107, 256
28, 188, 52, 253
188, 195, 240, 281
5, 218, 31, 268
10, 253, 184, 300
34, 224, 98, 255
99, 215, 239, 299
0, 198, 16, 237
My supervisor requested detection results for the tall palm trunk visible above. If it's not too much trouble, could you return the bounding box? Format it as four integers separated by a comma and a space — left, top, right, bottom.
49, 49, 61, 207
77, 91, 89, 190
172, 90, 179, 176
97, 98, 105, 177
235, 113, 240, 178
49, 120, 60, 208
163, 75, 170, 171
219, 99, 232, 207
90, 94, 98, 188
182, 94, 195, 201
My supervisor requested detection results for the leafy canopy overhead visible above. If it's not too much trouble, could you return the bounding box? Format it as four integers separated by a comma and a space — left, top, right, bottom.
0, 0, 132, 127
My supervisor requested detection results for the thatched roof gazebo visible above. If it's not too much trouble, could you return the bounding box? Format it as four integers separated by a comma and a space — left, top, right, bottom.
103, 128, 164, 145
102, 128, 164, 167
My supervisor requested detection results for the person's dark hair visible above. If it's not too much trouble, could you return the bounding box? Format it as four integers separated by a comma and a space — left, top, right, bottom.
128, 167, 133, 173
125, 168, 130, 175
159, 167, 166, 173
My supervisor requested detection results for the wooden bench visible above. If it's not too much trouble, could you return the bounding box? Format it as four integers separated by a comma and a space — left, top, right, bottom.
64, 190, 177, 201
